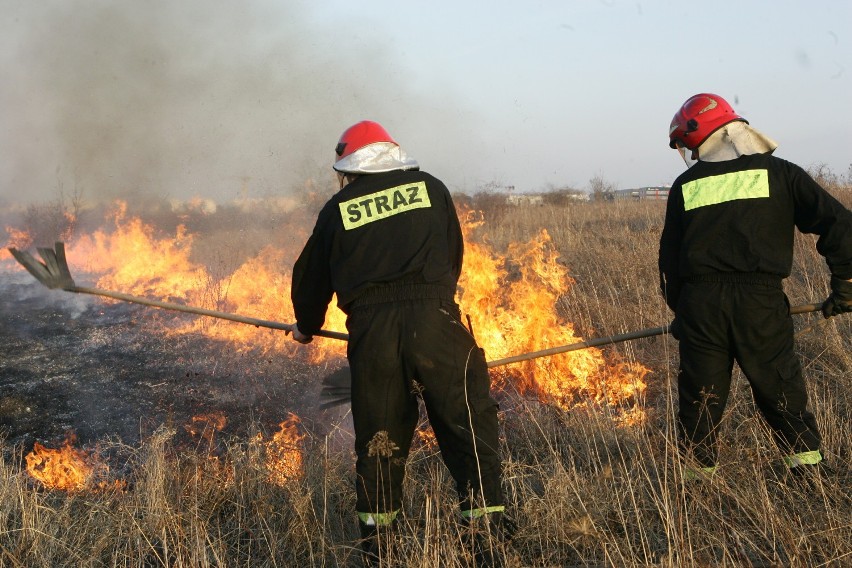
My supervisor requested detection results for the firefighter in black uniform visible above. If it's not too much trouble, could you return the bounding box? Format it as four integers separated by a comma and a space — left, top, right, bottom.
289, 121, 508, 565
660, 93, 852, 479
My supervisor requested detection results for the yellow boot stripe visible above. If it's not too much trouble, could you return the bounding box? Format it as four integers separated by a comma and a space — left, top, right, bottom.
358, 510, 399, 526
460, 505, 505, 519
783, 450, 822, 468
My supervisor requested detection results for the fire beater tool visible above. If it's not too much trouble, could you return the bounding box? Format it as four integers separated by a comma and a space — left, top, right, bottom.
8, 243, 825, 409
7, 242, 348, 341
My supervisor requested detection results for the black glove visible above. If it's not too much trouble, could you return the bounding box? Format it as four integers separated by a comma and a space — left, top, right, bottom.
669, 317, 682, 341
823, 276, 852, 319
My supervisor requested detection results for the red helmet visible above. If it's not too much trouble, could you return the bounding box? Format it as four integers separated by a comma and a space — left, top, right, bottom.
668, 93, 747, 150
335, 120, 397, 159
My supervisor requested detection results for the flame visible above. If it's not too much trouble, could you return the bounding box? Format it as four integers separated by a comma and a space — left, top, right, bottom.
24, 433, 120, 492
1, 197, 77, 263
63, 201, 348, 360
457, 210, 648, 414
5, 225, 33, 250
179, 245, 346, 361
258, 413, 305, 485
7, 199, 647, 418
1, 226, 33, 263
415, 423, 438, 450
70, 203, 207, 301
185, 411, 228, 444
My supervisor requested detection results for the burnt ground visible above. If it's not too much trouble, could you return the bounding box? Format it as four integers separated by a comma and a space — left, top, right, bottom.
0, 267, 352, 458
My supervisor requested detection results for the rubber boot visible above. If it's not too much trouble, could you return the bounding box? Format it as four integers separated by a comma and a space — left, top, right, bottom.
359, 519, 398, 567
460, 512, 515, 568
359, 522, 380, 567
786, 460, 834, 492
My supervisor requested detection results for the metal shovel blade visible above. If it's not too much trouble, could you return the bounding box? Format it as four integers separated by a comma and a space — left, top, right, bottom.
8, 242, 76, 290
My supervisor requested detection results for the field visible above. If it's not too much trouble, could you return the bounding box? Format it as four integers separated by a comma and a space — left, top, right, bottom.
1, 176, 850, 567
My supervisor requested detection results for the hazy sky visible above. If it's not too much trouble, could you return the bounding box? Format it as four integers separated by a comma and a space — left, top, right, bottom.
1, 0, 850, 205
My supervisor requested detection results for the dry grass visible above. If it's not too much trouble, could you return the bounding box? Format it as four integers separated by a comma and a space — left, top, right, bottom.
2, 183, 851, 567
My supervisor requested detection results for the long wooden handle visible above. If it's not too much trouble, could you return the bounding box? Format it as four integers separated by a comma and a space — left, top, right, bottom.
487, 302, 825, 369
69, 285, 350, 341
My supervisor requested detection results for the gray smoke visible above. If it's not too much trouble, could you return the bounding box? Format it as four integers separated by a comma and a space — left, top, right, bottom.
1, 1, 462, 205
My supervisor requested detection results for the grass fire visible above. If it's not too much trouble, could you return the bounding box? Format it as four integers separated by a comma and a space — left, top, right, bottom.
1, 177, 850, 566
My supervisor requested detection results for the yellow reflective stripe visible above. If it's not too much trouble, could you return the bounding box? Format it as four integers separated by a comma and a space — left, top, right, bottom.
358, 510, 399, 526
682, 169, 769, 211
460, 505, 505, 519
339, 181, 431, 230
783, 450, 823, 468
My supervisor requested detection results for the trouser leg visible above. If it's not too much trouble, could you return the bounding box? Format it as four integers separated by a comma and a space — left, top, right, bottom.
731, 286, 821, 460
677, 346, 734, 468
676, 283, 735, 468
347, 296, 507, 568
407, 299, 504, 512
348, 305, 417, 517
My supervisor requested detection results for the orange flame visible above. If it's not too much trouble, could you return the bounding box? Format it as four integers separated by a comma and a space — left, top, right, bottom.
70, 202, 207, 301
64, 201, 348, 360
5, 225, 33, 250
259, 413, 305, 485
1, 226, 33, 263
457, 210, 648, 414
185, 411, 228, 444
415, 423, 438, 450
25, 433, 118, 492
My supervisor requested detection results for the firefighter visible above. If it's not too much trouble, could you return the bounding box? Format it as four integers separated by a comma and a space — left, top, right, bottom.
659, 93, 852, 480
288, 121, 509, 565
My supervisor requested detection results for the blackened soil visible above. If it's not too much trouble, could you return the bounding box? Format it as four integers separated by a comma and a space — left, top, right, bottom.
0, 268, 349, 456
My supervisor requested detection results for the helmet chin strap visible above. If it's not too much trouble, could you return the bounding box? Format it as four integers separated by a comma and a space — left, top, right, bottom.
677, 145, 699, 168
336, 171, 359, 190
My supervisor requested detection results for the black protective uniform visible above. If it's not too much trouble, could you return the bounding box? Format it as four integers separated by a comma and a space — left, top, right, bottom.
292, 169, 504, 518
659, 153, 852, 468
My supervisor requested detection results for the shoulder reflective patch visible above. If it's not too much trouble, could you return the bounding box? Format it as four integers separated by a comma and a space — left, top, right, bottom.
338, 181, 431, 230
682, 169, 769, 211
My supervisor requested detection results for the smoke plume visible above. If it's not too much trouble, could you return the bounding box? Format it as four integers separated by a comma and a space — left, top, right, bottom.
1, 1, 456, 205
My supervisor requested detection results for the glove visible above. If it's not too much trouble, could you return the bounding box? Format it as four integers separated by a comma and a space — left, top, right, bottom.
288, 323, 313, 344
669, 317, 682, 341
822, 276, 852, 319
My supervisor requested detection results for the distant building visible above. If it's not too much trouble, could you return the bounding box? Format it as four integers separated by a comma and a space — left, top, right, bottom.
613, 186, 670, 201
506, 194, 544, 206
505, 189, 592, 206
557, 190, 590, 202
